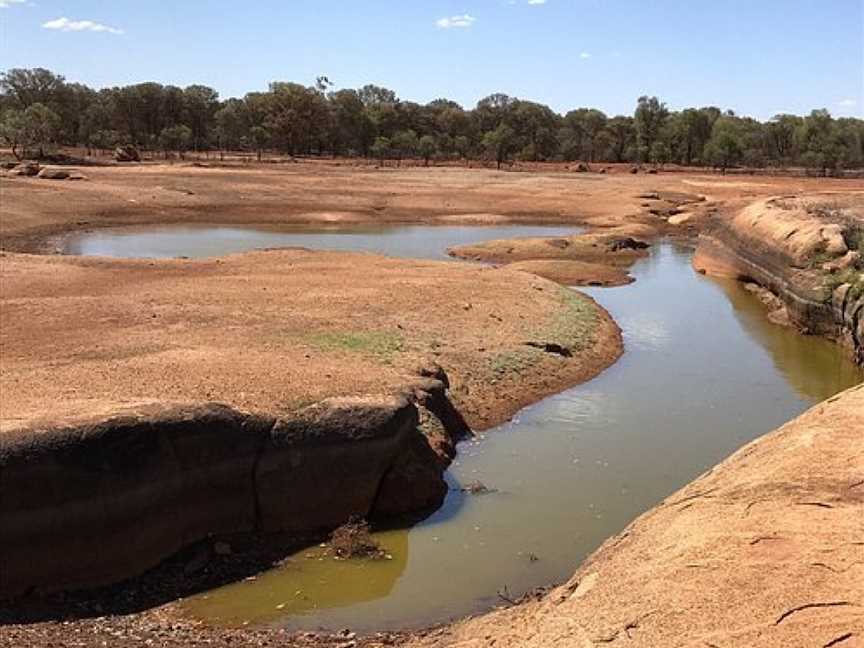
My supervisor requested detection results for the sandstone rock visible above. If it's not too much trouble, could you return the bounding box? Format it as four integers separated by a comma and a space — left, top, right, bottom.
822, 250, 860, 273
668, 212, 692, 226
37, 168, 71, 180
11, 162, 40, 176
114, 145, 141, 162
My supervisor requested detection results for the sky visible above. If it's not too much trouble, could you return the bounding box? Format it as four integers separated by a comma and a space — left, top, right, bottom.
1, 0, 862, 119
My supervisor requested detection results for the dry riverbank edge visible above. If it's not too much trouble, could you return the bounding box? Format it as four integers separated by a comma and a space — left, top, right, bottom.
0, 248, 622, 602
694, 192, 864, 364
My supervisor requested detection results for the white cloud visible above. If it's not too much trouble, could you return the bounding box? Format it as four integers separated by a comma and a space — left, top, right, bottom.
528, 0, 547, 4
579, 52, 591, 59
436, 14, 476, 29
0, 0, 27, 8
838, 98, 857, 107
42, 17, 124, 34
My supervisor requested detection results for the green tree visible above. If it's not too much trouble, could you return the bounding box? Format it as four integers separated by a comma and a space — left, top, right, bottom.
248, 125, 270, 161
0, 68, 66, 109
183, 85, 219, 152
634, 96, 669, 164
158, 124, 192, 159
391, 129, 418, 165
370, 136, 391, 164
214, 99, 246, 159
418, 135, 437, 166
21, 103, 61, 157
0, 109, 26, 159
482, 123, 516, 169
704, 116, 744, 172
605, 116, 635, 162
798, 109, 844, 176
80, 101, 113, 156
560, 108, 606, 161
454, 135, 471, 164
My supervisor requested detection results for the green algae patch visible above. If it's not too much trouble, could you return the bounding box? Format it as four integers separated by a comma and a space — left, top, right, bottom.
541, 287, 600, 353
307, 330, 405, 362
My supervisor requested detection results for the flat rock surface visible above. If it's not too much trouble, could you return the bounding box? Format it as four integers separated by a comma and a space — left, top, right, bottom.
408, 384, 864, 648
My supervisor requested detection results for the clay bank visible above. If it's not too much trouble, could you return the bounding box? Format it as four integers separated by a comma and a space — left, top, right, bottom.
0, 246, 619, 600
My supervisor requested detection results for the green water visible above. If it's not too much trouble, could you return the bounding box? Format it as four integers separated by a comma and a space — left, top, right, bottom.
178, 242, 860, 632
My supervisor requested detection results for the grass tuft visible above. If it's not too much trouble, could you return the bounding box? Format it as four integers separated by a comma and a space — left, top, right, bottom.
308, 330, 404, 362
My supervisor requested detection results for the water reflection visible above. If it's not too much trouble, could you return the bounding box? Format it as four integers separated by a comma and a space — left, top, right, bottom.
182, 243, 861, 632
61, 224, 580, 261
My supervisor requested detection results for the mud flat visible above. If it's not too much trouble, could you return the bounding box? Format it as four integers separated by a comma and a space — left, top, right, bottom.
408, 383, 864, 648
694, 193, 864, 363
0, 248, 620, 600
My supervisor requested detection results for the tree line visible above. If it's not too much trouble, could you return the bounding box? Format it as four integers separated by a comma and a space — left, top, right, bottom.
1, 67, 861, 174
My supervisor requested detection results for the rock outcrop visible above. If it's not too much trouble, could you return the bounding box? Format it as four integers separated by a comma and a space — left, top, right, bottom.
694, 195, 864, 363
409, 384, 864, 648
114, 145, 141, 162
0, 382, 463, 601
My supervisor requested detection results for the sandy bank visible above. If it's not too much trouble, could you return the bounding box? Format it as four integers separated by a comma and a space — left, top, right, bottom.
0, 248, 621, 599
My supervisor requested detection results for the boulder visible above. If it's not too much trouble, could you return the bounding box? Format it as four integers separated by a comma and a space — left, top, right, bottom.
822, 250, 860, 273
10, 162, 40, 176
37, 168, 71, 180
609, 237, 650, 252
114, 145, 141, 162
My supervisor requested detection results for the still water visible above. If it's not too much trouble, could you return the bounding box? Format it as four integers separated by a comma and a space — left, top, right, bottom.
60, 223, 579, 261
63, 227, 862, 632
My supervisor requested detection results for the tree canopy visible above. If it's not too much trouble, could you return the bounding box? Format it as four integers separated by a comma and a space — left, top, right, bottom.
1, 67, 862, 172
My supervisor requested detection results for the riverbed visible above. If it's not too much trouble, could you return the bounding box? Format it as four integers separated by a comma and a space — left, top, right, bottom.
63, 225, 862, 633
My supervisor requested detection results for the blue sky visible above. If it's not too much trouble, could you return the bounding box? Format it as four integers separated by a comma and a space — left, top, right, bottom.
1, 1, 862, 119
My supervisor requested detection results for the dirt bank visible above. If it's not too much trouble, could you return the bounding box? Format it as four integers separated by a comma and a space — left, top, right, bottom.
0, 247, 620, 600
694, 193, 864, 363
2, 161, 859, 254
408, 383, 864, 648
505, 259, 634, 286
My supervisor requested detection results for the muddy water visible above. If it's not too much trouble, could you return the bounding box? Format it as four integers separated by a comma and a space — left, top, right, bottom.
175, 242, 861, 632
60, 223, 579, 260
65, 228, 862, 632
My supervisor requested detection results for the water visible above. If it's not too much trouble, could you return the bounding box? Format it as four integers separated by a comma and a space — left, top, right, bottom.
60, 224, 579, 261
179, 242, 860, 632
